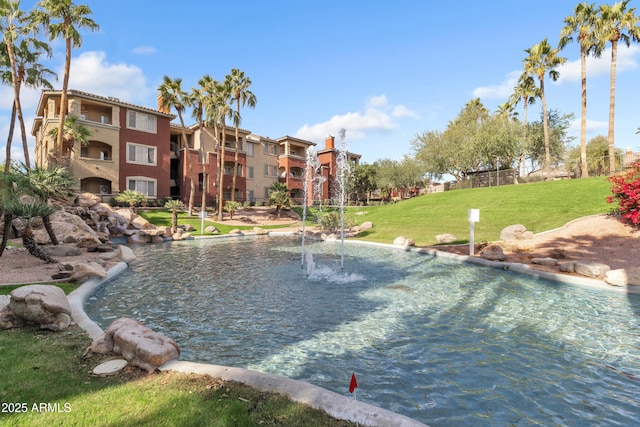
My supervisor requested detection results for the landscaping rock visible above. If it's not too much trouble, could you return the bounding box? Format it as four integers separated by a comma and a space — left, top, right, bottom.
6, 285, 72, 331
204, 225, 219, 234
118, 245, 136, 263
435, 234, 457, 244
92, 317, 180, 373
479, 245, 506, 261
42, 244, 82, 257
58, 261, 107, 282
531, 257, 559, 266
574, 261, 610, 279
393, 236, 415, 246
93, 359, 128, 376
77, 192, 101, 208
358, 221, 374, 231
229, 229, 243, 235
558, 261, 576, 273
500, 224, 528, 241
252, 227, 268, 235
605, 267, 640, 286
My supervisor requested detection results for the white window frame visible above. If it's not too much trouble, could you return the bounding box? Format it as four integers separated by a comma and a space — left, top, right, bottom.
126, 176, 157, 198
127, 110, 157, 133
246, 141, 254, 156
247, 166, 254, 179
126, 142, 157, 166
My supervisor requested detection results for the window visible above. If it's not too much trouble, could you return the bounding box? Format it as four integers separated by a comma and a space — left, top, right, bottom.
127, 142, 157, 165
263, 143, 277, 155
127, 177, 157, 198
247, 166, 254, 179
248, 190, 255, 202
246, 142, 254, 156
263, 165, 278, 177
127, 110, 157, 133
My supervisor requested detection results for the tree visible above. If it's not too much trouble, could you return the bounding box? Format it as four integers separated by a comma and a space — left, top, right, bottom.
208, 79, 233, 221
164, 198, 184, 234
47, 115, 91, 155
226, 68, 256, 202
349, 163, 378, 204
567, 134, 622, 176
560, 2, 605, 178
523, 38, 566, 180
19, 164, 74, 245
509, 73, 539, 180
1, 36, 56, 172
223, 200, 240, 220
0, 169, 20, 256
30, 0, 99, 165
597, 0, 640, 175
2, 196, 56, 263
114, 189, 146, 213
196, 74, 222, 214
526, 110, 575, 174
268, 182, 290, 218
158, 76, 196, 216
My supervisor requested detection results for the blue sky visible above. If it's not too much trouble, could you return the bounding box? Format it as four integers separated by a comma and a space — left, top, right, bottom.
2, 0, 640, 165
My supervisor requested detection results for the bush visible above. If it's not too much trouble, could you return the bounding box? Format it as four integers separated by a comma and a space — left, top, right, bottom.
315, 209, 355, 233
608, 161, 640, 226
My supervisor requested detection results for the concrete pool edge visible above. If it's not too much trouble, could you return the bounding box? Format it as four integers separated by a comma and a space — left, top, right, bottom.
67, 233, 634, 427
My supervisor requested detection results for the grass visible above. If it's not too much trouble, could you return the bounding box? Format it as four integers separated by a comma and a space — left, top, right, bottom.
346, 177, 613, 246
0, 325, 355, 426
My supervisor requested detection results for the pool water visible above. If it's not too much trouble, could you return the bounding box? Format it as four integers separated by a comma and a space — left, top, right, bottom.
84, 236, 640, 426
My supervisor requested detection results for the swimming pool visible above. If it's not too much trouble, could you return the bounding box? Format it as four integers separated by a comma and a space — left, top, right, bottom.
84, 236, 640, 426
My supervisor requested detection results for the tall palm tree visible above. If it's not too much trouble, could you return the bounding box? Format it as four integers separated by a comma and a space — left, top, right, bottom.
523, 38, 566, 180
509, 73, 539, 179
1, 36, 56, 172
597, 0, 640, 175
205, 79, 233, 221
197, 74, 222, 215
226, 68, 256, 202
30, 0, 99, 165
158, 76, 196, 216
2, 196, 56, 262
560, 2, 605, 178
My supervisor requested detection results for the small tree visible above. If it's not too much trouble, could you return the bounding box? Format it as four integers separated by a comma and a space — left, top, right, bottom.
268, 182, 290, 218
608, 160, 640, 225
115, 190, 146, 213
3, 196, 56, 263
223, 200, 240, 220
164, 199, 184, 234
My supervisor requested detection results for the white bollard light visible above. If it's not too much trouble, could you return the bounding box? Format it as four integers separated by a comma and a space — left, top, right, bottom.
468, 209, 480, 256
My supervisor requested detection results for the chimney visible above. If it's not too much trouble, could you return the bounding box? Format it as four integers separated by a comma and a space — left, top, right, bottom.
157, 95, 170, 114
325, 134, 335, 150
627, 147, 633, 156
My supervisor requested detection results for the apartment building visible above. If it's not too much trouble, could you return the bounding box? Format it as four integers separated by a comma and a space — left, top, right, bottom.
32, 90, 360, 207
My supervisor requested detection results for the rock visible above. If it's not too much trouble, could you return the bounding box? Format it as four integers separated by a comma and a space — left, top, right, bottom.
99, 252, 119, 261
522, 231, 535, 239
358, 221, 374, 230
127, 233, 151, 244
605, 267, 640, 286
93, 359, 128, 376
181, 224, 195, 232
479, 245, 506, 261
7, 285, 72, 331
500, 224, 528, 241
435, 234, 457, 244
574, 261, 610, 279
204, 225, 218, 233
229, 229, 243, 235
41, 244, 81, 257
91, 317, 180, 373
150, 235, 164, 243
558, 261, 576, 273
130, 215, 153, 230
531, 257, 559, 266
155, 226, 172, 236
58, 261, 107, 282
393, 236, 415, 246
77, 192, 101, 208
252, 227, 268, 235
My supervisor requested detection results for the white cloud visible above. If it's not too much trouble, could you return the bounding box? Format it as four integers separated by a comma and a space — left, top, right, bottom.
472, 70, 520, 99
567, 118, 608, 136
556, 45, 639, 84
294, 95, 418, 143
67, 51, 152, 104
132, 45, 157, 55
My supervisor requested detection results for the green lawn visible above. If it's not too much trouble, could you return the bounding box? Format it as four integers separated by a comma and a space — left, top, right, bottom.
347, 177, 613, 245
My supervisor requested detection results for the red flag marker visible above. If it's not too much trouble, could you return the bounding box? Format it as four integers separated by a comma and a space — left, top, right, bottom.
349, 372, 358, 393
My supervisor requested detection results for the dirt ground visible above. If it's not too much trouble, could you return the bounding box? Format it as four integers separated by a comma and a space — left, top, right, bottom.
1, 212, 638, 285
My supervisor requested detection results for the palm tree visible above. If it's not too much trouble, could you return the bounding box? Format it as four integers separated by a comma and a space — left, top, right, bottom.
0, 169, 20, 257
30, 0, 99, 165
3, 196, 56, 263
19, 164, 74, 245
523, 38, 566, 180
268, 182, 290, 218
114, 189, 146, 213
207, 79, 233, 221
47, 115, 91, 156
509, 73, 539, 180
226, 68, 257, 202
164, 199, 184, 234
197, 75, 223, 216
1, 36, 56, 172
560, 2, 605, 178
158, 76, 196, 216
597, 0, 640, 175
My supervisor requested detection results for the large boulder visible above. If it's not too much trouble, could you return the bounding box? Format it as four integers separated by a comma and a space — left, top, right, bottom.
5, 285, 72, 331
479, 244, 506, 261
117, 245, 136, 263
57, 261, 108, 282
77, 192, 101, 208
91, 317, 181, 373
575, 261, 610, 279
605, 267, 640, 286
393, 236, 415, 246
435, 234, 457, 244
500, 224, 534, 241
